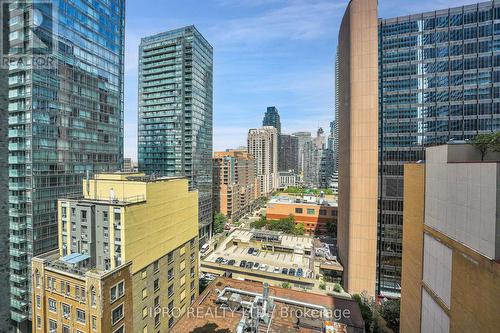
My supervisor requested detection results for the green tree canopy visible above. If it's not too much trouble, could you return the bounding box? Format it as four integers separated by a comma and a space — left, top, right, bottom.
213, 213, 227, 234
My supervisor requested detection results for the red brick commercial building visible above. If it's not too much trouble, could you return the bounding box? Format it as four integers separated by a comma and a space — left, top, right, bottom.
266, 195, 338, 235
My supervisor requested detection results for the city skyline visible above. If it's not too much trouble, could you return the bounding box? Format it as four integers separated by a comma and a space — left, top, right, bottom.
123, 0, 479, 160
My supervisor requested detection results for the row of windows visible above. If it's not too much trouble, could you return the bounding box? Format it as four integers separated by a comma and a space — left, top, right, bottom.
293, 207, 337, 216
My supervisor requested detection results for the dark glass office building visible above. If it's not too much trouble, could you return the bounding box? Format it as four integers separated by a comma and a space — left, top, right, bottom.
6, 0, 125, 328
138, 26, 213, 242
378, 1, 500, 296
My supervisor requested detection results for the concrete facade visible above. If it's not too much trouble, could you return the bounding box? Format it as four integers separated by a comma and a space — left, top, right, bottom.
336, 0, 379, 296
212, 150, 259, 222
400, 144, 500, 333
247, 127, 279, 196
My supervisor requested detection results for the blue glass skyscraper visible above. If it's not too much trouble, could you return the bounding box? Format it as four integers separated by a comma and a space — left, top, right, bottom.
378, 1, 500, 296
5, 0, 125, 328
138, 26, 214, 242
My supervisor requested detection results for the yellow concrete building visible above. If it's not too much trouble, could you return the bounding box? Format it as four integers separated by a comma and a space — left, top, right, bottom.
401, 144, 500, 333
336, 0, 379, 296
32, 172, 200, 333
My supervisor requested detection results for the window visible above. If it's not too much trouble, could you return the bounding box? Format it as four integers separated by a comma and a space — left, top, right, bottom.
180, 275, 186, 287
190, 253, 195, 263
62, 206, 67, 218
180, 290, 186, 301
113, 325, 124, 333
49, 320, 57, 331
142, 306, 148, 318
91, 286, 97, 307
76, 286, 80, 300
92, 315, 97, 331
62, 303, 71, 318
294, 208, 303, 214
153, 260, 159, 273
35, 270, 40, 287
63, 325, 70, 333
154, 296, 160, 309
143, 326, 148, 333
168, 252, 173, 263
81, 210, 87, 222
36, 295, 40, 309
154, 278, 160, 292
168, 268, 174, 281
103, 211, 108, 221
110, 281, 125, 302
307, 208, 315, 215
142, 270, 147, 279
76, 309, 86, 323
180, 260, 186, 271
191, 281, 195, 290
180, 246, 186, 256
36, 315, 41, 329
142, 288, 148, 299
168, 285, 174, 297
155, 313, 160, 327
319, 209, 327, 216
191, 293, 195, 303
48, 298, 57, 312
168, 317, 174, 328
112, 304, 124, 325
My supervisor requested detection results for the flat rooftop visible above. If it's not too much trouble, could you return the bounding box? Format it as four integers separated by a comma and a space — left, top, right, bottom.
172, 277, 364, 333
203, 229, 314, 273
269, 195, 337, 207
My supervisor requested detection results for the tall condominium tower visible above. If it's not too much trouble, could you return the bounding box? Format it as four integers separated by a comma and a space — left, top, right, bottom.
5, 0, 125, 328
336, 0, 378, 296
292, 131, 312, 174
262, 106, 281, 134
378, 1, 500, 297
278, 134, 299, 171
138, 26, 214, 242
247, 127, 278, 195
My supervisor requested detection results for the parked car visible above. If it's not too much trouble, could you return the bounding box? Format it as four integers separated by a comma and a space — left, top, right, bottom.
281, 268, 288, 275
296, 268, 303, 277
252, 262, 260, 269
221, 259, 229, 265
224, 223, 231, 230
200, 244, 210, 253
273, 266, 281, 274
252, 249, 259, 256
288, 268, 296, 276
215, 257, 224, 263
240, 260, 247, 268
246, 261, 254, 269
247, 248, 254, 255
259, 264, 268, 271
227, 259, 236, 266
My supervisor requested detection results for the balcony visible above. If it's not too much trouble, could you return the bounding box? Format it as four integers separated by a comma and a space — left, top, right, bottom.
10, 310, 27, 323
10, 286, 27, 298
8, 156, 25, 164
9, 208, 26, 217
8, 142, 26, 151
9, 235, 26, 244
9, 182, 27, 190
8, 129, 25, 138
8, 116, 26, 125
9, 248, 26, 257
9, 169, 25, 177
10, 274, 27, 284
10, 222, 27, 231
10, 298, 27, 311
9, 195, 26, 204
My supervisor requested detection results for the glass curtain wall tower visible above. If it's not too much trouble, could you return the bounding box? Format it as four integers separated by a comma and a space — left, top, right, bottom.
138, 26, 214, 242
378, 1, 500, 296
6, 0, 125, 328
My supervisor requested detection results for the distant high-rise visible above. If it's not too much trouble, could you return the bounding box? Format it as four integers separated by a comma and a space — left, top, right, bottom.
6, 0, 125, 327
262, 106, 281, 134
292, 131, 312, 174
138, 26, 214, 242
336, 0, 379, 296
278, 134, 299, 171
378, 1, 500, 297
247, 127, 279, 195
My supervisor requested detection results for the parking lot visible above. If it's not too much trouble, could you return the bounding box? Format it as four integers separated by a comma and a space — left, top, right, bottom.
203, 229, 314, 278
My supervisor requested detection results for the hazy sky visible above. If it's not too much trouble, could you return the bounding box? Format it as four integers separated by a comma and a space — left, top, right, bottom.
124, 0, 477, 160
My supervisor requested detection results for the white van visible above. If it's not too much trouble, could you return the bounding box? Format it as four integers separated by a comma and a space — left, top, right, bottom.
200, 244, 210, 253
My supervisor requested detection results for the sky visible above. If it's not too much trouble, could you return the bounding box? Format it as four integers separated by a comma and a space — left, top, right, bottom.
124, 0, 478, 160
